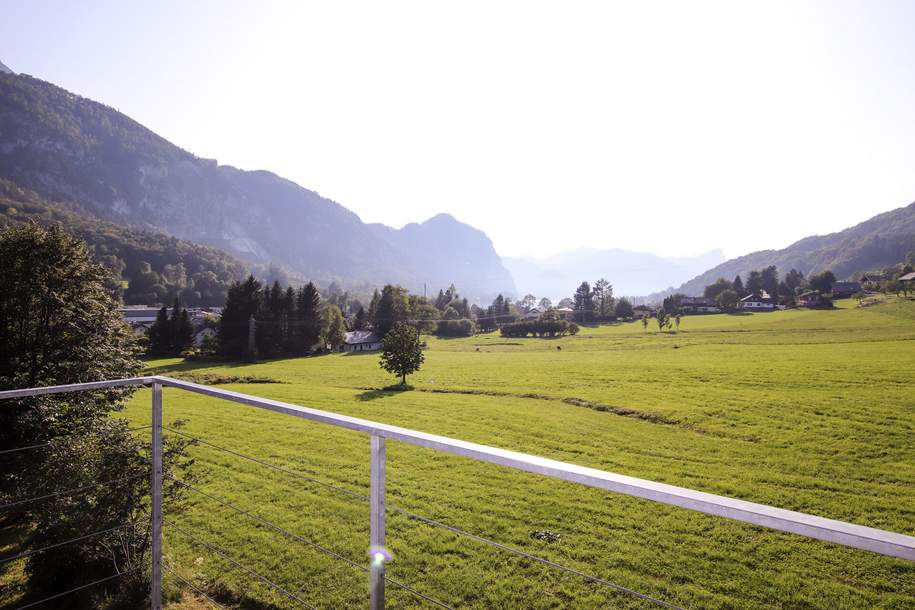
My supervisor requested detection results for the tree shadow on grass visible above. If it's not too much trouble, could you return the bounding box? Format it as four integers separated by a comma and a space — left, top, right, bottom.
356, 385, 414, 401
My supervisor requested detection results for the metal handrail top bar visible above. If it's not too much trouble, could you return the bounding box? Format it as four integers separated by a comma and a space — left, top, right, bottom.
2, 375, 914, 561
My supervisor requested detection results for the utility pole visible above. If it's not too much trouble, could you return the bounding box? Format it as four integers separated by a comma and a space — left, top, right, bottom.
247, 314, 256, 358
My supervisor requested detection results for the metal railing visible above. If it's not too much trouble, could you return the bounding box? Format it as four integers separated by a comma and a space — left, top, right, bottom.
1, 374, 913, 609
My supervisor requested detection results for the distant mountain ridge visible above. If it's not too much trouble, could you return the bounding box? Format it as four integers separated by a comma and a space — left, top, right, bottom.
662, 202, 915, 298
504, 248, 726, 299
0, 70, 514, 300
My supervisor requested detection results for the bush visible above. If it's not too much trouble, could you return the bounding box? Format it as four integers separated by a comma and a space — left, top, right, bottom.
436, 318, 476, 337
500, 319, 578, 338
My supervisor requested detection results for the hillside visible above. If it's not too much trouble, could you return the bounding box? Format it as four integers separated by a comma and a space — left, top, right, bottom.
667, 202, 915, 296
0, 179, 245, 306
504, 248, 725, 299
0, 71, 514, 300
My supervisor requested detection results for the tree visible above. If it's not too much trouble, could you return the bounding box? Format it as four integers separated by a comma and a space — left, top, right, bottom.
171, 299, 194, 353
717, 289, 739, 312
674, 314, 681, 331
656, 309, 670, 332
592, 278, 614, 319
573, 281, 594, 323
809, 270, 836, 294
320, 304, 347, 350
538, 297, 553, 310
520, 293, 537, 313
785, 269, 805, 291
218, 275, 262, 359
292, 282, 321, 353
353, 306, 368, 330
147, 306, 171, 355
641, 315, 649, 332
746, 270, 763, 296
379, 322, 425, 385
615, 298, 634, 319
557, 297, 574, 309
373, 285, 410, 337
732, 275, 745, 297
0, 223, 193, 606
704, 278, 732, 300
761, 266, 779, 298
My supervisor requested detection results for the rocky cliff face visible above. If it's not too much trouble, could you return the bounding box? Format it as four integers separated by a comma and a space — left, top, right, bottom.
0, 71, 515, 299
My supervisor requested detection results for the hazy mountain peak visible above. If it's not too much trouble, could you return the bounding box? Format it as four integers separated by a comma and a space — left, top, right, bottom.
504, 247, 726, 299
0, 60, 13, 75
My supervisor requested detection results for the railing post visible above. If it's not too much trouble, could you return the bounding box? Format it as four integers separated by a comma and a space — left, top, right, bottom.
151, 382, 163, 610
369, 434, 386, 610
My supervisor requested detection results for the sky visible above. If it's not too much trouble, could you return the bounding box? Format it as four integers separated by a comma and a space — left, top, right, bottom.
3, 1, 915, 260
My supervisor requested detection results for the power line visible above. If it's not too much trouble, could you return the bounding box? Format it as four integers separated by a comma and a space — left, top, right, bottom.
166, 518, 319, 610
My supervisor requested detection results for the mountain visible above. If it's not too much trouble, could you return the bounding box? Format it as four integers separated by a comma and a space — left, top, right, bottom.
503, 248, 725, 299
0, 178, 245, 306
666, 202, 915, 297
0, 60, 12, 75
368, 213, 516, 298
0, 70, 514, 300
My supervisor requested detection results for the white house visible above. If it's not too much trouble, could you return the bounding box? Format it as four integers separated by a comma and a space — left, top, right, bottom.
524, 307, 543, 320
342, 330, 383, 352
739, 293, 776, 311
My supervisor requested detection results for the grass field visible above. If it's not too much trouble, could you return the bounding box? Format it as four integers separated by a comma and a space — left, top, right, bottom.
116, 299, 915, 609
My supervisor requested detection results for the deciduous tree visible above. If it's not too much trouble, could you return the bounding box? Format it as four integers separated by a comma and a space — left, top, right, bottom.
379, 322, 425, 385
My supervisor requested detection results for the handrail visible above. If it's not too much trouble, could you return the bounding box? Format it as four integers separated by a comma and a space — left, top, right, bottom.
2, 375, 914, 562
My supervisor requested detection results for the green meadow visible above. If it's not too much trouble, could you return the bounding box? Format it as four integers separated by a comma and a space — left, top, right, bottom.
127, 299, 914, 609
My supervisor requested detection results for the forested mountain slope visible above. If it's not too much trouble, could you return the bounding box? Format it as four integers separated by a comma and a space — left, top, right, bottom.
668, 202, 915, 296
0, 71, 514, 299
0, 179, 245, 305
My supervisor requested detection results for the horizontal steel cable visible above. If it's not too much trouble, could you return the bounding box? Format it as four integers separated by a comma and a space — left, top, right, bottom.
168, 475, 454, 610
166, 518, 319, 610
163, 561, 228, 609
165, 427, 366, 501
165, 429, 681, 609
0, 425, 154, 457
0, 523, 131, 565
387, 508, 684, 610
0, 474, 144, 511
12, 566, 137, 609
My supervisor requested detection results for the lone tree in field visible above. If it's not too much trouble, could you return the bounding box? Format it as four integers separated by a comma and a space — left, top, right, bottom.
379, 322, 425, 386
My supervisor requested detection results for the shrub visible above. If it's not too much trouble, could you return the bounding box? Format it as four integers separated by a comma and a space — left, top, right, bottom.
500, 319, 578, 338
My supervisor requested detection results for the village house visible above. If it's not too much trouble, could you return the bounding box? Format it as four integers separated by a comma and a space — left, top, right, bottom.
739, 292, 776, 311
553, 306, 575, 321
342, 330, 382, 352
899, 271, 915, 285
524, 306, 543, 320
632, 304, 654, 318
679, 296, 721, 314
830, 281, 861, 298
796, 291, 822, 307
859, 273, 887, 288
119, 306, 161, 335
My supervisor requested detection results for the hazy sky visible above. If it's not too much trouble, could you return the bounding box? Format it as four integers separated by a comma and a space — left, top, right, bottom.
3, 1, 915, 259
